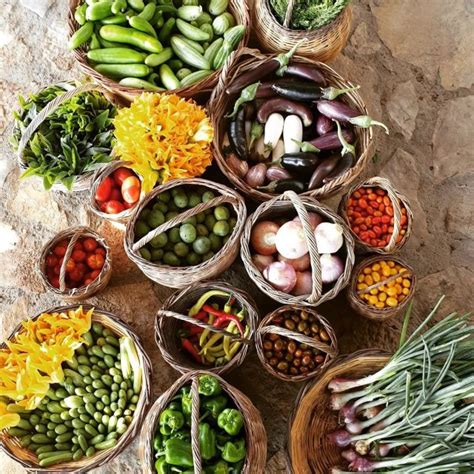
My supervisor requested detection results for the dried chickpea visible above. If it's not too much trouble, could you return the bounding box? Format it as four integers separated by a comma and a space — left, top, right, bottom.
402, 279, 411, 288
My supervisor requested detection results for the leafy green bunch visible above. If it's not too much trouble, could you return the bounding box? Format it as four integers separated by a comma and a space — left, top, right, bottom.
11, 84, 116, 190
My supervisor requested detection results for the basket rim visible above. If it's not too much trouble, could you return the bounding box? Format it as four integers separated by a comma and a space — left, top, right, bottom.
0, 303, 152, 472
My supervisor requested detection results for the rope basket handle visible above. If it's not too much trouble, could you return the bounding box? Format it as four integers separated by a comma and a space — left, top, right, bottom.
157, 310, 251, 344
58, 229, 84, 292
283, 0, 296, 27
258, 324, 337, 357
190, 377, 202, 473
132, 194, 239, 252
357, 269, 412, 295
17, 82, 97, 158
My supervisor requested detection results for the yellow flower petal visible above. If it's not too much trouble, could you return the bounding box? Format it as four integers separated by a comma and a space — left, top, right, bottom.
0, 413, 20, 430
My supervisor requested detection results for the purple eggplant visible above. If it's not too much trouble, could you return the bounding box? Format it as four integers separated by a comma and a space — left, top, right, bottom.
257, 98, 313, 127
285, 63, 327, 86
259, 179, 306, 194
228, 108, 247, 159
323, 153, 355, 184
273, 82, 361, 102
310, 128, 354, 151
256, 78, 299, 98
316, 114, 335, 135
280, 152, 320, 175
308, 155, 341, 190
246, 163, 266, 188
266, 166, 292, 181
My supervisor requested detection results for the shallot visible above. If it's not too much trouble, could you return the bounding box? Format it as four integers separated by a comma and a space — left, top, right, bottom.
292, 271, 313, 295
314, 222, 344, 253
278, 253, 310, 271
263, 261, 297, 292
250, 221, 280, 255
275, 221, 308, 259
252, 254, 274, 272
293, 212, 323, 230
320, 254, 344, 283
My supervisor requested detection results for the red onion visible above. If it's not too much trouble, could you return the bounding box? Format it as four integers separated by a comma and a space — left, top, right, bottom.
250, 221, 280, 255
252, 254, 274, 272
292, 271, 313, 296
314, 222, 344, 253
320, 254, 344, 283
262, 261, 297, 292
293, 212, 323, 231
275, 221, 308, 259
278, 253, 310, 271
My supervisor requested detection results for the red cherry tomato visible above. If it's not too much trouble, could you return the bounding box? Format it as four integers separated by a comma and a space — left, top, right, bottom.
49, 276, 60, 288
68, 268, 84, 282
65, 259, 76, 273
90, 269, 101, 279
112, 167, 134, 186
105, 200, 125, 214
100, 202, 108, 212
83, 238, 98, 252
123, 201, 135, 210
121, 176, 141, 204
53, 245, 67, 257
76, 262, 87, 274
95, 176, 113, 202
53, 265, 61, 276
71, 249, 86, 262
95, 247, 106, 257
83, 278, 93, 285
46, 254, 58, 268
87, 254, 105, 270
110, 187, 122, 202
73, 241, 84, 251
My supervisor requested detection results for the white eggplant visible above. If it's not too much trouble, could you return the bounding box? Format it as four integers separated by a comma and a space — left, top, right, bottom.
272, 139, 285, 162
264, 113, 284, 150
284, 114, 303, 154
253, 135, 271, 161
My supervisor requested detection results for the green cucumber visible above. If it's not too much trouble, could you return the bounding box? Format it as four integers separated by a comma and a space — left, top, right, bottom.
86, 1, 114, 21
209, 0, 229, 16
145, 47, 173, 66
200, 23, 214, 42
180, 69, 213, 87
212, 12, 235, 35
158, 17, 176, 43
223, 24, 245, 49
119, 77, 165, 90
196, 12, 212, 26
99, 25, 162, 53
168, 58, 183, 71
138, 2, 156, 21
170, 36, 210, 70
94, 63, 150, 78
176, 68, 192, 80
159, 64, 181, 90
213, 42, 231, 70
128, 15, 157, 38
204, 37, 223, 65
177, 5, 202, 21
101, 14, 128, 24
176, 35, 204, 53
69, 22, 94, 50
127, 0, 144, 11
112, 0, 127, 14
176, 18, 210, 42
74, 3, 87, 25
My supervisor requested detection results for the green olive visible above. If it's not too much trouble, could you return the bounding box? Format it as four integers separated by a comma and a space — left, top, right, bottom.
186, 252, 201, 266
157, 191, 171, 203
147, 210, 165, 228
183, 216, 197, 226
192, 236, 211, 255
188, 193, 201, 207
173, 191, 189, 209
149, 233, 168, 249
168, 201, 178, 212
213, 221, 230, 237
151, 249, 164, 261
202, 191, 215, 203
135, 221, 150, 239
168, 227, 181, 243
208, 233, 222, 251
229, 217, 237, 229
153, 201, 168, 213
139, 248, 151, 260
196, 224, 209, 236
165, 211, 179, 222
205, 215, 216, 231
140, 208, 151, 219
163, 252, 180, 266
174, 242, 189, 257
214, 205, 230, 221
196, 212, 206, 223
180, 224, 197, 243
202, 251, 214, 262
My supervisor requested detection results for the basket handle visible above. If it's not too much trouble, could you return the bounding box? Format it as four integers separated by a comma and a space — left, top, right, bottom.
17, 82, 97, 158
157, 310, 251, 344
132, 193, 239, 252
357, 269, 412, 295
58, 228, 85, 292
283, 0, 296, 28
190, 377, 202, 474
258, 324, 337, 357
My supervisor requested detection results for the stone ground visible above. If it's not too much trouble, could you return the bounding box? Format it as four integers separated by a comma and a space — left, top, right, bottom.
0, 0, 473, 472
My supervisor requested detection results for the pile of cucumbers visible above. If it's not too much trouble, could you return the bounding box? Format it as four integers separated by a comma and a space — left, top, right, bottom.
6, 322, 142, 467
69, 0, 246, 91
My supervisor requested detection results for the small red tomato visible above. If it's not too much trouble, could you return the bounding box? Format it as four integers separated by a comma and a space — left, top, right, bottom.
90, 269, 101, 279
49, 276, 60, 288
112, 167, 134, 186
123, 201, 135, 209
65, 259, 76, 273
105, 200, 125, 214
95, 176, 113, 202
72, 249, 86, 262
87, 254, 105, 271
83, 238, 98, 252
53, 265, 61, 276
121, 176, 141, 204
83, 278, 93, 285
110, 188, 122, 201
68, 268, 84, 282
53, 245, 67, 257
95, 247, 106, 257
73, 241, 84, 251
46, 254, 58, 268
100, 202, 108, 212
76, 262, 87, 275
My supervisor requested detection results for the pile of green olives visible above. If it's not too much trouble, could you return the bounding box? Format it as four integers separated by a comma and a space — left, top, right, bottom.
134, 186, 237, 267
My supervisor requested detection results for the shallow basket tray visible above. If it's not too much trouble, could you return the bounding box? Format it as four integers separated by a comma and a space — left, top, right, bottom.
67, 0, 250, 101
124, 178, 246, 289
287, 350, 387, 473
139, 370, 267, 474
156, 280, 259, 376
0, 303, 152, 472
209, 48, 373, 202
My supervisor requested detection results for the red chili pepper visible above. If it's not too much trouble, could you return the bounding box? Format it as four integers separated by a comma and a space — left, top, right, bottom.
202, 305, 246, 336
181, 338, 202, 364
189, 326, 204, 336
194, 310, 208, 321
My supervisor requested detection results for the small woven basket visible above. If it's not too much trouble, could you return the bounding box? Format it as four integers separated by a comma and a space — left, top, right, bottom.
156, 280, 259, 375
287, 350, 387, 473
347, 254, 416, 322
38, 226, 112, 301
67, 0, 250, 101
338, 176, 414, 254
209, 48, 374, 202
240, 190, 355, 306
256, 305, 338, 382
0, 303, 152, 472
139, 370, 267, 474
254, 0, 352, 62
124, 178, 246, 288
89, 160, 144, 225
14, 81, 115, 193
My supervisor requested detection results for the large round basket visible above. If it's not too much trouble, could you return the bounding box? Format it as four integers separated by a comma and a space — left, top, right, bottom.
0, 303, 152, 472
68, 0, 250, 101
12, 81, 116, 193
38, 226, 112, 301
256, 305, 338, 383
209, 49, 374, 202
240, 190, 355, 306
287, 350, 387, 473
155, 280, 258, 375
139, 370, 267, 474
124, 178, 246, 288
347, 254, 416, 322
338, 176, 414, 254
253, 0, 352, 62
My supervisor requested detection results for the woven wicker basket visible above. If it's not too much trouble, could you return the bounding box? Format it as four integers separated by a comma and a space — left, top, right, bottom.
68, 0, 250, 101
14, 81, 116, 193
240, 190, 355, 306
124, 178, 246, 288
38, 226, 112, 301
209, 48, 374, 202
0, 303, 152, 472
338, 177, 414, 254
254, 0, 352, 62
156, 280, 258, 375
139, 370, 267, 474
347, 254, 416, 322
287, 350, 387, 473
256, 305, 338, 382
89, 160, 144, 225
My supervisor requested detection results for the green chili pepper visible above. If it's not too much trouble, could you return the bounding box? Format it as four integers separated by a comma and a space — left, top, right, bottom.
164, 438, 193, 467
167, 400, 182, 412
160, 409, 184, 434
221, 438, 246, 463
205, 460, 230, 474
155, 456, 171, 474
188, 290, 230, 316
154, 433, 164, 451
199, 422, 216, 460
202, 395, 228, 419
198, 375, 222, 397
180, 387, 193, 419
226, 82, 260, 119
217, 408, 244, 436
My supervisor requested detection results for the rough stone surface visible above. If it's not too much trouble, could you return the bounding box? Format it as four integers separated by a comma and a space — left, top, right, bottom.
0, 1, 473, 473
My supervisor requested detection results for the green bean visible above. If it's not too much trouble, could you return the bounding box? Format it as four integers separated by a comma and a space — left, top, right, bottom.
102, 375, 113, 386
91, 345, 105, 358
111, 392, 118, 402
29, 443, 41, 452
93, 412, 103, 424
60, 411, 72, 421
56, 432, 73, 443
95, 389, 108, 398
88, 356, 99, 365
90, 370, 101, 380
55, 388, 68, 399
83, 332, 94, 346
105, 336, 120, 347
103, 406, 112, 415
95, 438, 118, 450
29, 414, 41, 425
86, 386, 94, 394
66, 358, 79, 370
108, 415, 117, 431
76, 345, 87, 355
50, 414, 62, 423
69, 408, 79, 418
72, 419, 85, 429
75, 387, 88, 397
97, 360, 107, 369
109, 368, 121, 377
78, 355, 90, 365
77, 407, 86, 415
96, 337, 106, 347
111, 383, 120, 392
96, 401, 105, 412
80, 413, 92, 423
85, 403, 96, 416
106, 430, 118, 440
90, 433, 105, 445
46, 422, 56, 431
92, 323, 104, 336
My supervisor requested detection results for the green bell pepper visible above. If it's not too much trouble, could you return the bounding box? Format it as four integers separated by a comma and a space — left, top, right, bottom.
168, 430, 191, 442
202, 395, 228, 419
199, 422, 217, 460
164, 438, 193, 467
230, 459, 245, 474
160, 409, 184, 434
198, 375, 222, 397
221, 439, 246, 463
217, 408, 244, 436
181, 386, 193, 419
154, 432, 164, 451
205, 460, 230, 474
155, 456, 171, 474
